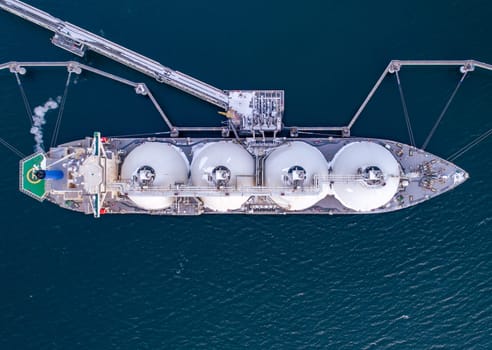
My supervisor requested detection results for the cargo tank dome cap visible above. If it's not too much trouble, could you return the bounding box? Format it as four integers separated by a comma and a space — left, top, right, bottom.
264, 142, 330, 211
330, 141, 401, 211
121, 142, 189, 210
190, 141, 254, 211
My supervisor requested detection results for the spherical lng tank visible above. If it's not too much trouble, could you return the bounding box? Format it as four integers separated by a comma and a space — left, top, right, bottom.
330, 141, 401, 212
190, 141, 254, 211
121, 142, 189, 210
264, 141, 330, 210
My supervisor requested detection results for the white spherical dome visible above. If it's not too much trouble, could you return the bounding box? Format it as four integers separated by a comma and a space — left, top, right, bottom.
190, 141, 254, 211
264, 142, 330, 210
331, 141, 401, 212
121, 142, 189, 210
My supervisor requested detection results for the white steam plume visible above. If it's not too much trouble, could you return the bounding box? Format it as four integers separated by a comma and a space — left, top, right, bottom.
30, 98, 60, 152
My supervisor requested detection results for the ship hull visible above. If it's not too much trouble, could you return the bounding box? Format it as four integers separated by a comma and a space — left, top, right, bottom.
19, 134, 468, 217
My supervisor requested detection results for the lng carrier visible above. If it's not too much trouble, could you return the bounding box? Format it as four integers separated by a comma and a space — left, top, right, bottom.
2, 0, 486, 218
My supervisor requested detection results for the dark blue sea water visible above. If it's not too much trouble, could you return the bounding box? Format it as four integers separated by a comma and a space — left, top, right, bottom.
1, 1, 491, 348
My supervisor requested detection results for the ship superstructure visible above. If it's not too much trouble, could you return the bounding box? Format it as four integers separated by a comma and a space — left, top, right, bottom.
1, 0, 486, 217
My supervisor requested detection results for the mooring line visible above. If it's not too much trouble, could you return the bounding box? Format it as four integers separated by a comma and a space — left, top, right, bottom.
422, 72, 468, 150
395, 71, 416, 147
0, 137, 25, 158
14, 72, 34, 126
447, 128, 492, 162
50, 72, 72, 148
